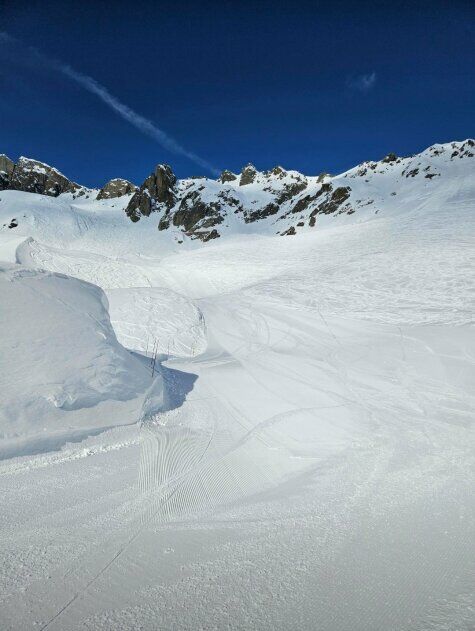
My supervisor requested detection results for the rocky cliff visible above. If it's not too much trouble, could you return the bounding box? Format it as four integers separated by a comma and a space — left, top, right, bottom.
0, 156, 81, 197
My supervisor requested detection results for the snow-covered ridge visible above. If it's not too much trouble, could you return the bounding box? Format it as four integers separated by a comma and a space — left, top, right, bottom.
1, 138, 473, 246
124, 138, 475, 240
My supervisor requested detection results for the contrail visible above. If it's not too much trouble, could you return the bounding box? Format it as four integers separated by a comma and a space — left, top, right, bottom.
0, 32, 219, 176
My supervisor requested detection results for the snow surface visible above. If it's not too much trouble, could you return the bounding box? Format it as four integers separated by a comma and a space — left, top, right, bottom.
0, 264, 161, 460
0, 141, 474, 630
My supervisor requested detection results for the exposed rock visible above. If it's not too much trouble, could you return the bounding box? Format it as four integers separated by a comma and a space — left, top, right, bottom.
218, 170, 237, 183
97, 178, 137, 200
290, 194, 319, 214
270, 166, 286, 178
3, 156, 79, 197
126, 164, 176, 221
282, 226, 296, 236
382, 152, 397, 163
172, 191, 224, 232
199, 228, 220, 242
239, 163, 257, 186
244, 203, 279, 223
275, 181, 307, 204
0, 154, 15, 190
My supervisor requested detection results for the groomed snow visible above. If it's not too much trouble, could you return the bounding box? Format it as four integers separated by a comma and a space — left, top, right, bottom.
0, 142, 474, 630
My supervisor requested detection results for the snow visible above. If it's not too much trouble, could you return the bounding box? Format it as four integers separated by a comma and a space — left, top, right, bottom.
0, 140, 474, 630
0, 264, 161, 459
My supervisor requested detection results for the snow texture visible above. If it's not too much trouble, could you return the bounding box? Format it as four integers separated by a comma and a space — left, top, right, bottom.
0, 140, 474, 631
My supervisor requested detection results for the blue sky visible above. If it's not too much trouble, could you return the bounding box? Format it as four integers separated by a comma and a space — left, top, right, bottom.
1, 0, 474, 187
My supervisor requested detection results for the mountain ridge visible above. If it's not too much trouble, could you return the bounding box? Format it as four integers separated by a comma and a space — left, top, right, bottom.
1, 139, 473, 242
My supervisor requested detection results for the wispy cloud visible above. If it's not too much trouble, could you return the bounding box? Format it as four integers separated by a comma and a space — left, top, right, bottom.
346, 72, 377, 93
0, 32, 219, 176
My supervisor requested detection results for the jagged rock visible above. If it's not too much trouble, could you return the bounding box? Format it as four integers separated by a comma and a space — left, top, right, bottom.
239, 163, 257, 186
282, 226, 296, 236
0, 155, 15, 190
218, 170, 237, 183
275, 181, 307, 204
97, 178, 137, 200
172, 191, 224, 232
3, 156, 79, 197
126, 164, 176, 221
270, 166, 286, 178
196, 228, 220, 242
290, 194, 319, 214
382, 152, 397, 163
244, 202, 279, 223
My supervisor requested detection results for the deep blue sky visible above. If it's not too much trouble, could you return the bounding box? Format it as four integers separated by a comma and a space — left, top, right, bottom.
1, 0, 474, 187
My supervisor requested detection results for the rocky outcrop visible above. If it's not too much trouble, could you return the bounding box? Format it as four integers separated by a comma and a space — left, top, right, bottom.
125, 164, 176, 222
97, 178, 137, 200
218, 170, 237, 184
0, 155, 15, 190
239, 163, 257, 186
0, 156, 80, 197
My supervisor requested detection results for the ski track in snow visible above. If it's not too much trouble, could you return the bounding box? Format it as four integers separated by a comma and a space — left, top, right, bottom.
0, 163, 474, 629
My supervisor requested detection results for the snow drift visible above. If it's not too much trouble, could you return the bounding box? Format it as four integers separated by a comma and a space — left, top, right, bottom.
0, 263, 161, 458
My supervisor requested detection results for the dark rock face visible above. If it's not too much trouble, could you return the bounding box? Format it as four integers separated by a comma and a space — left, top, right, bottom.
1, 156, 79, 197
218, 170, 237, 183
125, 164, 176, 221
172, 192, 224, 232
314, 186, 351, 215
239, 164, 257, 186
0, 155, 15, 190
275, 181, 307, 205
97, 178, 137, 200
282, 226, 296, 236
200, 228, 220, 242
382, 152, 397, 163
244, 203, 279, 223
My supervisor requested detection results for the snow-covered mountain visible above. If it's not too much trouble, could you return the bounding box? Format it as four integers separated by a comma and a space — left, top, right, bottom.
125, 139, 475, 240
2, 139, 474, 243
0, 139, 474, 630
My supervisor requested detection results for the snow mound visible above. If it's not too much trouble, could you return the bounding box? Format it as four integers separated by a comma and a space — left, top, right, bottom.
0, 264, 158, 457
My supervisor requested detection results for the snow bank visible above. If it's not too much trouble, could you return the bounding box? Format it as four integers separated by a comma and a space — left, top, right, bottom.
0, 264, 159, 457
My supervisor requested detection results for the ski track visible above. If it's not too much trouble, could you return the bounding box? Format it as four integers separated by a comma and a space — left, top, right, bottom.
0, 179, 474, 629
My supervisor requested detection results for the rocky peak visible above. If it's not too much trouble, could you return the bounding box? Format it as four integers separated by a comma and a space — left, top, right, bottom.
269, 166, 286, 178
239, 163, 257, 186
382, 152, 398, 164
96, 178, 137, 200
218, 169, 237, 184
0, 155, 80, 197
125, 164, 177, 222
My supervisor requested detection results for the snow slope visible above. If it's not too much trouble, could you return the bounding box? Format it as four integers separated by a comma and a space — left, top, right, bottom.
0, 139, 474, 630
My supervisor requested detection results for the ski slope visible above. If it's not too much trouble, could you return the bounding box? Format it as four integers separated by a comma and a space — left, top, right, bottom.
0, 143, 474, 630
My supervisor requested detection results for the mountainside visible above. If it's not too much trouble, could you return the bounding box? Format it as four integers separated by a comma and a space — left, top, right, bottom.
2, 139, 473, 244
0, 138, 474, 630
0, 155, 82, 197
124, 138, 475, 241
